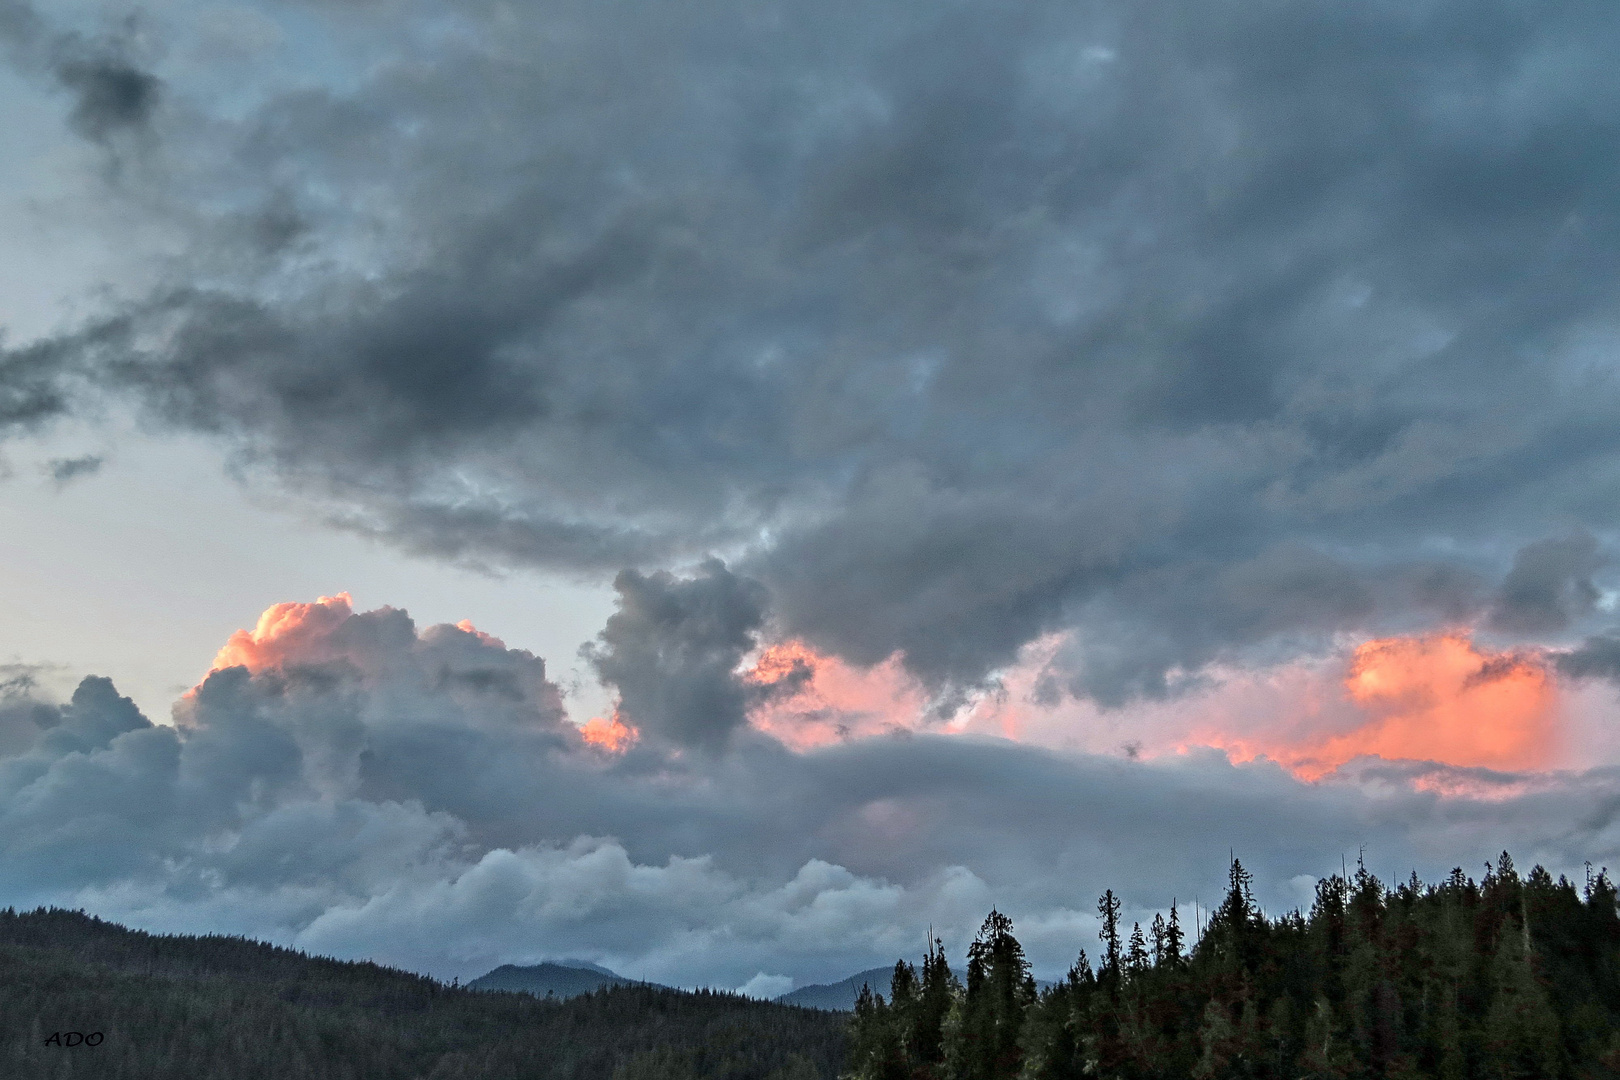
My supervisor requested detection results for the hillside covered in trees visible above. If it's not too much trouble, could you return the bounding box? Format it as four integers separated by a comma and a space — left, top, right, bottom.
6, 852, 1619, 1079
847, 855, 1620, 1079
0, 907, 845, 1079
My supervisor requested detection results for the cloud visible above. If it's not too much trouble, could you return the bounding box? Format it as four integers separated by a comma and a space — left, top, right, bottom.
0, 336, 74, 431
737, 972, 794, 999
579, 714, 638, 754
0, 594, 1617, 986
5, 0, 1620, 704
583, 560, 776, 752
0, 1, 160, 146
1555, 633, 1620, 683
1489, 533, 1606, 635
745, 641, 928, 750
743, 628, 1572, 780
43, 454, 103, 485
54, 55, 159, 143
1289, 635, 1560, 778
0, 666, 58, 756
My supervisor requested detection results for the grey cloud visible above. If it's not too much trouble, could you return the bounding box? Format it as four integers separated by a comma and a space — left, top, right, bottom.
1490, 533, 1605, 635
0, 337, 74, 430
55, 55, 159, 142
9, 0, 1620, 700
1553, 633, 1620, 683
0, 3, 159, 145
583, 560, 773, 751
0, 667, 59, 757
44, 454, 103, 485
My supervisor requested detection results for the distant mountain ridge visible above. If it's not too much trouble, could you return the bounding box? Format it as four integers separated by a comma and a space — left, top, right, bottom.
774, 966, 897, 1011
775, 964, 1055, 1011
468, 960, 658, 998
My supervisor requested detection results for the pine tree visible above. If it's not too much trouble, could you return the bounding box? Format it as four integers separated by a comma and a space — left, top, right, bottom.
1097, 890, 1123, 987
1127, 923, 1149, 977
943, 911, 1035, 1080
848, 982, 907, 1080
1165, 901, 1186, 968
904, 938, 956, 1078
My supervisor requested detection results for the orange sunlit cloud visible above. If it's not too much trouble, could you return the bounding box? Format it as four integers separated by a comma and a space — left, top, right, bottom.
1302, 633, 1558, 777
1133, 633, 1561, 780
198, 594, 505, 689
208, 592, 357, 675
580, 714, 639, 754
742, 631, 1569, 785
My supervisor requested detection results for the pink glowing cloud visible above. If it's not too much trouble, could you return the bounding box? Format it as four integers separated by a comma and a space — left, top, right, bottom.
742, 631, 1575, 784
580, 714, 639, 754
744, 641, 932, 750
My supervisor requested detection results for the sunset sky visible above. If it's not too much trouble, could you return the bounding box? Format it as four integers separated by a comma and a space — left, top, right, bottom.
4, 0, 1620, 992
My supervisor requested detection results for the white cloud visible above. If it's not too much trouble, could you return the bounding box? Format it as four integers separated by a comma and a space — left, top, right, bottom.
737, 972, 794, 999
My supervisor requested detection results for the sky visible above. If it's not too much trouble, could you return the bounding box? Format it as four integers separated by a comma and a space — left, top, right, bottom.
4, 0, 1620, 993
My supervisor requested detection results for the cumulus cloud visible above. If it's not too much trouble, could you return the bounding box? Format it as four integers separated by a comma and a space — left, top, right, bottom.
0, 593, 1617, 986
583, 560, 774, 752
5, 0, 1620, 704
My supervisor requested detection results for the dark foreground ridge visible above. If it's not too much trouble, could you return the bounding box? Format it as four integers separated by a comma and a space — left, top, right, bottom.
0, 907, 845, 1079
848, 853, 1620, 1079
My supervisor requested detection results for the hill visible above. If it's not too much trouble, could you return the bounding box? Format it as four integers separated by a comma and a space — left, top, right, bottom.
0, 907, 846, 1079
469, 961, 652, 998
775, 967, 897, 1011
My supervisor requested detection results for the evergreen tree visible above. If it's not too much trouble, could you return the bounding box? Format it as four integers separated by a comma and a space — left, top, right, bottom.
849, 982, 907, 1080
1165, 901, 1185, 968
1097, 890, 1123, 987
907, 937, 956, 1077
1127, 923, 1149, 977
943, 911, 1035, 1080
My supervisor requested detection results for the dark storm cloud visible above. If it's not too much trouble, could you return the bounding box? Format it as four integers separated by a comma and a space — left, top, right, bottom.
10, 0, 1620, 699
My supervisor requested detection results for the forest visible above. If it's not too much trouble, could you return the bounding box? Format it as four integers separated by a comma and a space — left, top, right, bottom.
846, 854, 1620, 1079
0, 907, 844, 1079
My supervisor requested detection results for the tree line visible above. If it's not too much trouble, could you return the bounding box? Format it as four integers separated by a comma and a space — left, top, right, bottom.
846, 854, 1620, 1079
